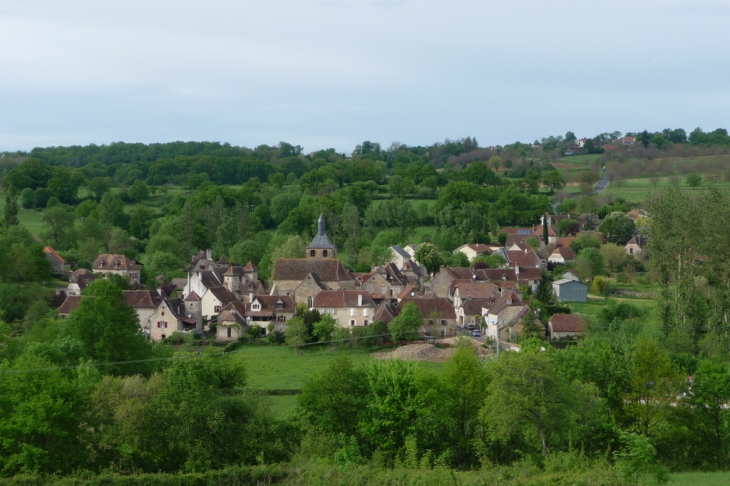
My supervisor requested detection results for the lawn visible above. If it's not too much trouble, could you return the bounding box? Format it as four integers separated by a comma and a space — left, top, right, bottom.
229, 344, 445, 416
601, 176, 730, 202
669, 471, 730, 485
0, 187, 45, 238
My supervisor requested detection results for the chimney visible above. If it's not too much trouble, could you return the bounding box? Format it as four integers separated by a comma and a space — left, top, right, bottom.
249, 292, 254, 303
357, 294, 363, 306
206, 249, 212, 260
157, 287, 164, 297
515, 265, 520, 275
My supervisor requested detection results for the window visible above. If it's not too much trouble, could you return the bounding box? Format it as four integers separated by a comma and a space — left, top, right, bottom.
307, 296, 313, 308
277, 315, 286, 323
252, 304, 260, 310
214, 306, 221, 313
310, 250, 316, 257
429, 320, 434, 326
161, 334, 166, 339
161, 311, 165, 316
276, 302, 283, 309
350, 320, 356, 326
350, 308, 355, 317
157, 321, 168, 328
323, 250, 328, 257
227, 327, 232, 338
441, 320, 446, 326
364, 320, 369, 326
363, 308, 369, 317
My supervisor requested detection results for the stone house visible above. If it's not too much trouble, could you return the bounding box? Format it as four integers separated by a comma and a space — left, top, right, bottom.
548, 246, 576, 265
400, 260, 425, 292
505, 244, 541, 269
625, 236, 647, 257
43, 246, 66, 275
57, 295, 84, 318
397, 297, 457, 338
453, 243, 494, 261
312, 290, 376, 328
93, 254, 141, 286
431, 266, 474, 298
148, 298, 198, 341
245, 295, 297, 334
201, 286, 237, 320
548, 313, 587, 340
216, 301, 248, 340
123, 290, 164, 331
482, 290, 528, 340
361, 263, 409, 299
67, 269, 100, 296
452, 281, 499, 307
456, 297, 493, 328
389, 245, 412, 268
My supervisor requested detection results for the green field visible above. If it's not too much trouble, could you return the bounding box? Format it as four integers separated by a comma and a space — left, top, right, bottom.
0, 187, 45, 238
230, 344, 444, 416
670, 471, 730, 485
601, 176, 730, 202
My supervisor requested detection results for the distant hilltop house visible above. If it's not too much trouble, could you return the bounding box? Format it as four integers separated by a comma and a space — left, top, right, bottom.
93, 254, 141, 287
43, 246, 66, 275
625, 236, 647, 257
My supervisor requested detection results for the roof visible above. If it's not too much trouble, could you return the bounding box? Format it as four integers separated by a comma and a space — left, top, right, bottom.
391, 245, 411, 259
217, 256, 229, 265
273, 259, 354, 282
171, 277, 188, 290
553, 278, 588, 287
207, 286, 237, 307
163, 298, 195, 323
461, 297, 494, 316
93, 254, 140, 271
454, 281, 499, 300
43, 246, 65, 263
307, 214, 336, 249
382, 263, 408, 286
313, 290, 375, 308
532, 225, 557, 237
373, 302, 396, 323
551, 247, 576, 260
246, 295, 297, 316
506, 247, 540, 268
223, 265, 245, 277
57, 296, 84, 314
397, 297, 456, 320
626, 236, 647, 248
397, 284, 416, 300
243, 260, 258, 272
455, 243, 493, 255
184, 291, 201, 301
72, 273, 99, 291
123, 290, 163, 309
439, 266, 474, 280
549, 314, 587, 333
487, 291, 525, 317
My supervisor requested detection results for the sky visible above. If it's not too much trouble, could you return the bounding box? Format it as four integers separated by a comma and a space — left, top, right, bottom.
0, 0, 729, 153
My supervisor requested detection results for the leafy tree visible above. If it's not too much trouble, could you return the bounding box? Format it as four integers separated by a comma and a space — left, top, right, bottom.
41, 205, 76, 249
689, 358, 730, 467
388, 175, 415, 198
369, 245, 395, 267
3, 184, 19, 227
525, 236, 540, 251
576, 247, 605, 279
599, 211, 635, 245
64, 279, 161, 375
285, 316, 311, 354
542, 170, 565, 193
520, 307, 544, 339
87, 177, 112, 201
556, 198, 577, 215
415, 242, 443, 273
312, 314, 337, 342
533, 272, 555, 306
20, 187, 35, 209
47, 166, 83, 205
129, 204, 156, 240
481, 348, 595, 458
127, 180, 150, 202
147, 252, 185, 278
98, 192, 127, 229
600, 243, 626, 272
685, 173, 703, 189
389, 302, 422, 341
273, 235, 306, 259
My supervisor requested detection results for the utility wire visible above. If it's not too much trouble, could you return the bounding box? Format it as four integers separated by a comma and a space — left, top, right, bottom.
0, 332, 412, 375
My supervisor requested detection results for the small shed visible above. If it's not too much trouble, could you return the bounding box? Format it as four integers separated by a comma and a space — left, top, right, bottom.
552, 278, 588, 302
548, 314, 587, 340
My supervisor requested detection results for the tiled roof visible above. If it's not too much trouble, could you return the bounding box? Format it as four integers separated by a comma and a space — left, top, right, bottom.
397, 285, 416, 300
273, 259, 354, 282
391, 245, 411, 258
313, 290, 375, 308
454, 281, 499, 300
549, 313, 587, 333
243, 260, 258, 272
222, 265, 245, 277
184, 291, 201, 301
551, 247, 576, 260
487, 291, 525, 317
382, 263, 408, 286
57, 296, 84, 314
626, 236, 647, 248
373, 302, 396, 323
460, 297, 494, 316
123, 290, 163, 309
506, 248, 540, 268
93, 254, 140, 271
43, 246, 65, 263
397, 297, 456, 320
246, 295, 296, 316
208, 286, 237, 307
444, 266, 474, 280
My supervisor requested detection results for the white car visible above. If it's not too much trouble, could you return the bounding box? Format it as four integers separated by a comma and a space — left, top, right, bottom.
471, 329, 481, 337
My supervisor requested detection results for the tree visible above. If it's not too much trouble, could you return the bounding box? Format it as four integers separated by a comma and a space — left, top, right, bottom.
520, 307, 544, 339
63, 279, 161, 376
649, 176, 660, 189
129, 204, 155, 240
601, 243, 626, 272
599, 211, 635, 245
312, 314, 337, 342
542, 170, 565, 193
415, 242, 443, 273
685, 173, 703, 190
285, 316, 311, 354
369, 245, 395, 267
533, 272, 556, 306
525, 236, 540, 251
389, 302, 422, 341
127, 180, 150, 202
690, 358, 730, 467
273, 235, 306, 259
388, 175, 415, 198
147, 252, 185, 278
87, 177, 112, 201
3, 184, 19, 227
577, 247, 605, 278
20, 187, 35, 209
41, 205, 76, 249
576, 195, 598, 215
556, 198, 577, 215
481, 349, 594, 458
542, 217, 549, 245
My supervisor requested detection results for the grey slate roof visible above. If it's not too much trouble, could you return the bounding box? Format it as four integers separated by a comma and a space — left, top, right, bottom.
307, 214, 336, 249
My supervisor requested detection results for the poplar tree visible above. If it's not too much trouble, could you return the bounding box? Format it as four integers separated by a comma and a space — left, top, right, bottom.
4, 184, 19, 227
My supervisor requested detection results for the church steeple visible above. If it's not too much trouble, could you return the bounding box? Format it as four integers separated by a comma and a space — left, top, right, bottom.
307, 214, 336, 259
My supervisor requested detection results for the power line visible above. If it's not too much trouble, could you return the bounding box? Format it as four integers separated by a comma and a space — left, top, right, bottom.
0, 332, 403, 375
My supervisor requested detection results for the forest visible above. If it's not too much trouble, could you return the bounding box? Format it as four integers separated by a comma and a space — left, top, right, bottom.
2, 129, 730, 484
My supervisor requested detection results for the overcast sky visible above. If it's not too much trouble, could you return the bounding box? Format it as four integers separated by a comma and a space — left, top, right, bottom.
0, 0, 728, 153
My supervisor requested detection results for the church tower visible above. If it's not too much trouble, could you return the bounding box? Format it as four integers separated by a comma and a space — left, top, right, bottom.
307, 214, 336, 259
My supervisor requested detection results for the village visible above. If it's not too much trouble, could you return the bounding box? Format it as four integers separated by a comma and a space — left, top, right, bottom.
53, 211, 648, 352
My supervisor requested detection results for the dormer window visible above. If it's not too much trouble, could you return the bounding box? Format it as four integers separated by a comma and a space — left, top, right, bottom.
252, 303, 260, 310
276, 301, 284, 309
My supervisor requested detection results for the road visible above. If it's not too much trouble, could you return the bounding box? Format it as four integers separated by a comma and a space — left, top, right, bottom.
593, 170, 610, 194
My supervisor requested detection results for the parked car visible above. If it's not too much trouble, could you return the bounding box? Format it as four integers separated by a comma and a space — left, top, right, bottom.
471, 329, 481, 337
466, 323, 475, 330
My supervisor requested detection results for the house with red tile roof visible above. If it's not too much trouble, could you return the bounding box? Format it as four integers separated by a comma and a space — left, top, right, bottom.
548, 314, 587, 340
397, 297, 457, 338
312, 290, 376, 328
43, 246, 66, 274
